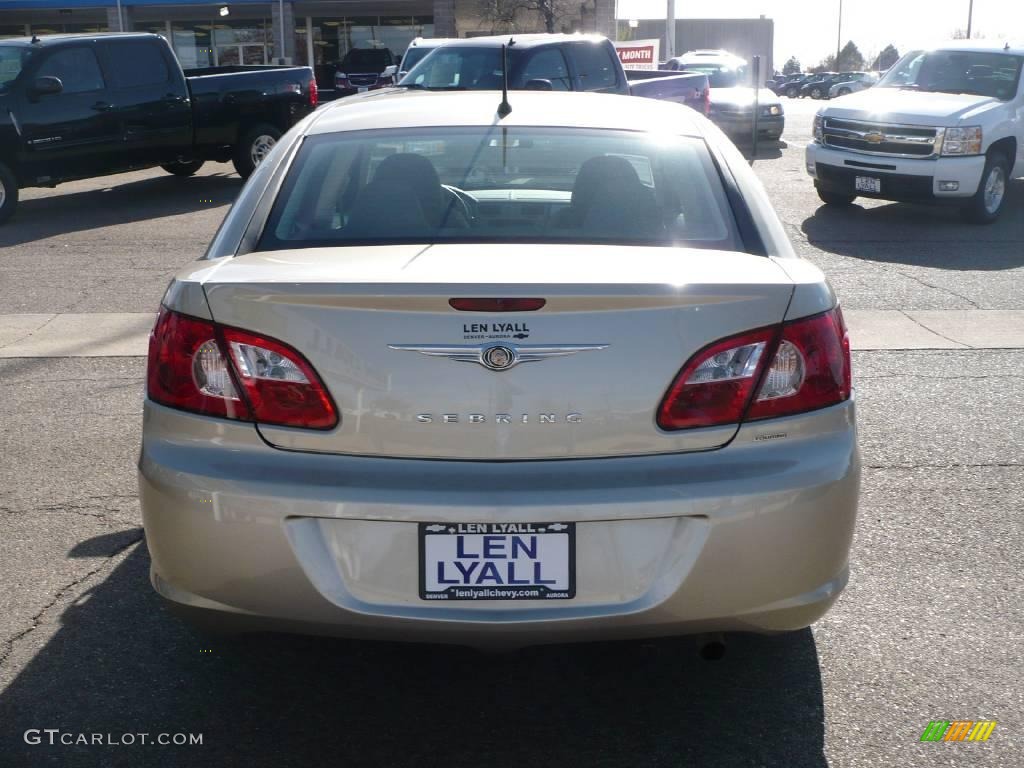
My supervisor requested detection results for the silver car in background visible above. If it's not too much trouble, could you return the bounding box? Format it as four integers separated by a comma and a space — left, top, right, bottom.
139, 90, 859, 648
829, 72, 878, 98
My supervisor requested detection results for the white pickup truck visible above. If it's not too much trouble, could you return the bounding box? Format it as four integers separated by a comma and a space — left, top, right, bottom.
806, 42, 1024, 223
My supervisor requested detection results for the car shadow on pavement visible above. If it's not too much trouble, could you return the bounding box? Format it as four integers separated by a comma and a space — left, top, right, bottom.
0, 173, 243, 247
0, 540, 827, 768
800, 180, 1024, 270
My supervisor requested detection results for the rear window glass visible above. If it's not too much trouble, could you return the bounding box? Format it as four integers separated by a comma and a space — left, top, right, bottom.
341, 49, 391, 70
571, 42, 618, 91
258, 127, 742, 251
107, 41, 169, 88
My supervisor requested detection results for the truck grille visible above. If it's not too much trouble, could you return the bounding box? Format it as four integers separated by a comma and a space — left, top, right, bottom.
823, 118, 941, 158
348, 73, 380, 87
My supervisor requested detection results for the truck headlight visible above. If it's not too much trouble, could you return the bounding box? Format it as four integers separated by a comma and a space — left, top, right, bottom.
761, 105, 782, 117
813, 114, 823, 142
941, 126, 982, 156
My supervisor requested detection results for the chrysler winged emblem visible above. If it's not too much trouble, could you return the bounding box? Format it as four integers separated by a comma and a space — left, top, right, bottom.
388, 342, 609, 372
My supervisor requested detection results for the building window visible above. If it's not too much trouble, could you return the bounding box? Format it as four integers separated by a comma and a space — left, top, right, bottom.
0, 25, 26, 39
310, 16, 433, 88
171, 19, 269, 68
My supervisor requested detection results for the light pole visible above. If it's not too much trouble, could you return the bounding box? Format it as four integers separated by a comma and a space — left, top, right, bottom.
666, 0, 675, 59
835, 0, 842, 67
279, 0, 286, 64
967, 0, 974, 38
116, 0, 124, 31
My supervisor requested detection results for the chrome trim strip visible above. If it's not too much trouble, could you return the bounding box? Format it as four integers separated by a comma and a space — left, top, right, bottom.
388, 342, 610, 372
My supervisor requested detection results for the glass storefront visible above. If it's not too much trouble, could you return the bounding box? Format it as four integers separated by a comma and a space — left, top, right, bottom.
171, 19, 270, 68
1, 24, 27, 39
29, 21, 108, 36
309, 15, 432, 87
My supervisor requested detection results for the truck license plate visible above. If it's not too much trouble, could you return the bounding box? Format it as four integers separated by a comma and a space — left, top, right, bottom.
855, 176, 881, 193
419, 522, 575, 601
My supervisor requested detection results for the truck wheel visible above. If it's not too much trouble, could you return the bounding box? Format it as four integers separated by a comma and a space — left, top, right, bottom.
815, 185, 856, 206
961, 151, 1010, 225
810, 87, 823, 99
233, 124, 281, 179
161, 160, 205, 177
786, 86, 798, 98
0, 162, 18, 226
837, 87, 852, 97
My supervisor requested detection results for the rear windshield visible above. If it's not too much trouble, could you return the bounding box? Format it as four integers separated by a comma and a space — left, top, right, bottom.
400, 46, 432, 72
0, 45, 31, 92
341, 49, 390, 71
258, 127, 741, 251
877, 49, 1024, 100
679, 63, 746, 88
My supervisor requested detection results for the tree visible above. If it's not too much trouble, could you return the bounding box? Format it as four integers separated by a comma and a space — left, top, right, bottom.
836, 40, 864, 71
782, 56, 802, 75
872, 44, 900, 71
478, 0, 579, 34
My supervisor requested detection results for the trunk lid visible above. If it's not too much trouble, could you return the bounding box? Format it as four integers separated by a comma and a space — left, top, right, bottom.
201, 244, 794, 459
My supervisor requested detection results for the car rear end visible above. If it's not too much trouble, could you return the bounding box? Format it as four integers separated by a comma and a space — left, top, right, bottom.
139, 92, 859, 647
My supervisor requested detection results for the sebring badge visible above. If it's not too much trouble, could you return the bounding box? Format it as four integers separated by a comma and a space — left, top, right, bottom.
388, 342, 609, 372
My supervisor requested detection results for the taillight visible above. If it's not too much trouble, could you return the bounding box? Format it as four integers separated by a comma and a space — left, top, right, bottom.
308, 76, 318, 107
147, 307, 338, 430
336, 73, 349, 88
746, 308, 851, 421
657, 308, 851, 431
657, 326, 776, 430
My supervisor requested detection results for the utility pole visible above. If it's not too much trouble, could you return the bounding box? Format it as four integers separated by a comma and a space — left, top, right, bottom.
279, 0, 286, 64
666, 0, 675, 59
835, 0, 842, 67
116, 0, 124, 31
967, 0, 974, 38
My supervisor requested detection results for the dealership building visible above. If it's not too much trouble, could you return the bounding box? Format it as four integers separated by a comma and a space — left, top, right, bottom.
0, 0, 615, 86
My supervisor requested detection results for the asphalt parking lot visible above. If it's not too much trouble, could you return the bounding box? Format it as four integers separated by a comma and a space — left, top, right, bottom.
1, 98, 1022, 767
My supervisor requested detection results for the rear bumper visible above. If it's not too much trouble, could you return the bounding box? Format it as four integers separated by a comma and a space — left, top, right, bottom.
806, 142, 986, 202
139, 398, 860, 647
712, 112, 784, 140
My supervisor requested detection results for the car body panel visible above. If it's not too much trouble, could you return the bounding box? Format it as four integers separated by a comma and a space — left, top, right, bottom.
139, 396, 859, 646
198, 244, 794, 459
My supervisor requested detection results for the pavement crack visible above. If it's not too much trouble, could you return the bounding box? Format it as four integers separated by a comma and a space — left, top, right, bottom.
887, 268, 982, 309
0, 314, 58, 351
0, 531, 143, 672
896, 309, 970, 347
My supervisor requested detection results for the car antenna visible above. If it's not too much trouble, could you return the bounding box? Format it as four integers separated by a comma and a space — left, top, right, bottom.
498, 38, 514, 118
30, 34, 40, 44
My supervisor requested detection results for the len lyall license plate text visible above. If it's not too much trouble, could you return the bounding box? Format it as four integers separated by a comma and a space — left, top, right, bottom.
419, 522, 575, 601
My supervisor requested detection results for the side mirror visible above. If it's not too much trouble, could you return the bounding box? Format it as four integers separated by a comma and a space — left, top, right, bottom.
32, 76, 63, 97
524, 78, 553, 91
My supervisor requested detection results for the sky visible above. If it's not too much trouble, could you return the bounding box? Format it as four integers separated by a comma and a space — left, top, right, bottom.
614, 0, 1024, 70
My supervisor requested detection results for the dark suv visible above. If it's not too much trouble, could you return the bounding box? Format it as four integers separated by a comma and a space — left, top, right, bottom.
335, 48, 396, 96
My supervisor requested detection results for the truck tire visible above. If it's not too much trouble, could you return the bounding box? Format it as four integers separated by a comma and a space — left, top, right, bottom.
810, 87, 823, 99
786, 86, 799, 98
837, 87, 852, 97
0, 162, 18, 226
815, 185, 856, 206
233, 124, 282, 179
961, 151, 1010, 225
161, 160, 205, 177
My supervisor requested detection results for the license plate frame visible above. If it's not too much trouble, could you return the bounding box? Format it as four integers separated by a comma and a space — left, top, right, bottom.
855, 175, 881, 193
418, 522, 576, 601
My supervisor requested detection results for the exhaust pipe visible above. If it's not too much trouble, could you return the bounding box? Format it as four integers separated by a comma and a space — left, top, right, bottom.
695, 632, 726, 661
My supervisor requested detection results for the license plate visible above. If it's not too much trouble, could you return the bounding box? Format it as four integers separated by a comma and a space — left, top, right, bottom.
855, 175, 881, 193
419, 522, 575, 601
358, 86, 368, 93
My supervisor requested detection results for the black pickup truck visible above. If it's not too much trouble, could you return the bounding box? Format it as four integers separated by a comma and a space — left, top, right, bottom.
0, 32, 317, 224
